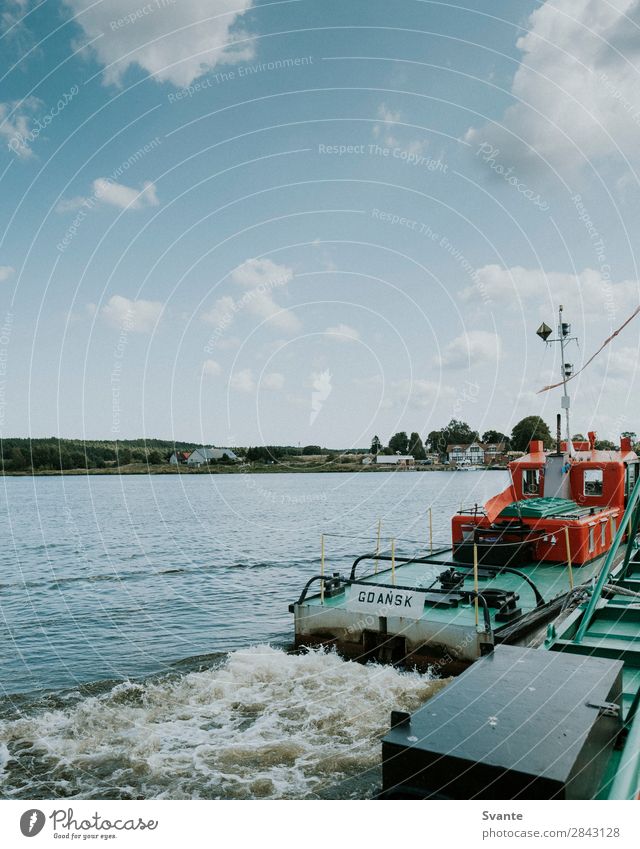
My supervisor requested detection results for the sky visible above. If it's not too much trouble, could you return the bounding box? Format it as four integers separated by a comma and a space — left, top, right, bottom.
1, 0, 640, 448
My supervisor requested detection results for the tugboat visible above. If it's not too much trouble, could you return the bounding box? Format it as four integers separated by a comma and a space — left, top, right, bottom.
290, 307, 639, 673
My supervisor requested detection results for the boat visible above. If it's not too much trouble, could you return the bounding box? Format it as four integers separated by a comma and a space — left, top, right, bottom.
455, 463, 480, 471
290, 306, 640, 798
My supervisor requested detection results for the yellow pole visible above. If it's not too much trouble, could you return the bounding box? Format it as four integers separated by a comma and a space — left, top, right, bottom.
473, 543, 479, 627
428, 507, 433, 554
320, 533, 325, 605
564, 526, 574, 590
391, 538, 396, 586
375, 518, 382, 574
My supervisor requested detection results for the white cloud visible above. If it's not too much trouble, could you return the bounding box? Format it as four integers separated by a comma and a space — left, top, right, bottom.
465, 0, 640, 173
326, 323, 360, 342
64, 0, 255, 88
461, 264, 639, 318
227, 257, 300, 333
0, 97, 41, 159
437, 330, 501, 369
245, 291, 301, 333
373, 103, 426, 157
0, 265, 15, 282
230, 368, 255, 392
101, 295, 164, 333
202, 295, 235, 327
57, 179, 159, 213
202, 359, 221, 377
93, 178, 159, 209
261, 372, 285, 391
231, 257, 293, 288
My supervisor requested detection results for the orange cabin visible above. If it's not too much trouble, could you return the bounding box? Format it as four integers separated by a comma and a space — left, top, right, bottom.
451, 436, 639, 567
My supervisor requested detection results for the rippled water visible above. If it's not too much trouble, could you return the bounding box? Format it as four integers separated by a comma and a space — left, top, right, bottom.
0, 470, 506, 798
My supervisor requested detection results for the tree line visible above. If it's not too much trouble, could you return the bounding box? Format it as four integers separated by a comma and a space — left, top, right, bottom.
371, 416, 624, 460
0, 438, 199, 472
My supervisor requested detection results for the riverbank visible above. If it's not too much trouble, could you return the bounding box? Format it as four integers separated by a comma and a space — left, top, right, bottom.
0, 462, 507, 476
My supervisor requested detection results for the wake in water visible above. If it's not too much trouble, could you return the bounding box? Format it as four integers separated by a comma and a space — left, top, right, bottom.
0, 646, 446, 800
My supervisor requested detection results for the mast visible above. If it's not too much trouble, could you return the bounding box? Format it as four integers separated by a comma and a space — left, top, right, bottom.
536, 305, 577, 457
558, 305, 572, 454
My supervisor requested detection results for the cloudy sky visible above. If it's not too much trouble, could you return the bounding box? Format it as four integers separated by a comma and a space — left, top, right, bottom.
1, 0, 640, 447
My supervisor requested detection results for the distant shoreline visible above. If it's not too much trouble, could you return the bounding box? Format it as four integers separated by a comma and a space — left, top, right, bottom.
0, 463, 507, 477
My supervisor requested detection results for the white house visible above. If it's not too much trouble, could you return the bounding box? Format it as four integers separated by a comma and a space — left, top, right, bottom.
169, 451, 190, 465
187, 447, 238, 467
375, 455, 415, 466
447, 442, 485, 465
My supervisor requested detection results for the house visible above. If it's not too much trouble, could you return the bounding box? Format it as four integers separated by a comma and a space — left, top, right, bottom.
375, 455, 415, 466
187, 447, 238, 467
447, 442, 485, 465
483, 442, 507, 464
169, 451, 190, 465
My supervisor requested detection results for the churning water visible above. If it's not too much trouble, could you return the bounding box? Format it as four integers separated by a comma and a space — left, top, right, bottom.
0, 470, 506, 798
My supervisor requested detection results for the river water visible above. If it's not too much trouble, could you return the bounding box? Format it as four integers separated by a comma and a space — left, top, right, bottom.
0, 469, 506, 799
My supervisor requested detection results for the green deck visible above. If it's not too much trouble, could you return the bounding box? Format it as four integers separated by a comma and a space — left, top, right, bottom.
303, 547, 608, 633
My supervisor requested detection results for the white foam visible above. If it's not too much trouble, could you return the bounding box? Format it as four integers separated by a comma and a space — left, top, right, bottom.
0, 646, 447, 799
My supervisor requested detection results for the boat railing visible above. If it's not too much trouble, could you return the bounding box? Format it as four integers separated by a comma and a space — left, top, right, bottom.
292, 572, 494, 635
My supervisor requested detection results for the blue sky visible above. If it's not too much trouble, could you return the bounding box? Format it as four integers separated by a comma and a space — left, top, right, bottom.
1, 0, 640, 447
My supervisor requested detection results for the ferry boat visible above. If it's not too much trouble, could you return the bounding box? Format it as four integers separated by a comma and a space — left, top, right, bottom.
291, 306, 640, 798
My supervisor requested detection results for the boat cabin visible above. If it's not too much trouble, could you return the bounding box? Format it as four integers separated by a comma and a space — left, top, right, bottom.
452, 434, 639, 567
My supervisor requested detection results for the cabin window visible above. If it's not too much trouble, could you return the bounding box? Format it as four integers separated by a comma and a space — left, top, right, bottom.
601, 522, 607, 546
523, 469, 540, 495
584, 469, 603, 496
627, 463, 638, 498
589, 526, 595, 552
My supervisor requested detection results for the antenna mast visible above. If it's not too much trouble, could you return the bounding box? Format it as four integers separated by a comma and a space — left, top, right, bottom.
536, 305, 578, 456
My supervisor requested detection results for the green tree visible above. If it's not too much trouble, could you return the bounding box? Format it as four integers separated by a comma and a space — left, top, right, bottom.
572, 433, 586, 441
148, 450, 163, 465
595, 439, 616, 450
388, 431, 409, 454
370, 435, 382, 455
511, 416, 552, 452
482, 430, 510, 447
428, 419, 477, 457
408, 432, 426, 460
302, 445, 322, 455
9, 447, 27, 470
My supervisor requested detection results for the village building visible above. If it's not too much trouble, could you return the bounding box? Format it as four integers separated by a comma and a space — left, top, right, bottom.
186, 447, 238, 467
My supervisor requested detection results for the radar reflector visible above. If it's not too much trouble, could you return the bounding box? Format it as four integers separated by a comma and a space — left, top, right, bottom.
536, 322, 552, 342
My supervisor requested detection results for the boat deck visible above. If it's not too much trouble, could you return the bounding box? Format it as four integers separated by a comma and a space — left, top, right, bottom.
292, 546, 615, 667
